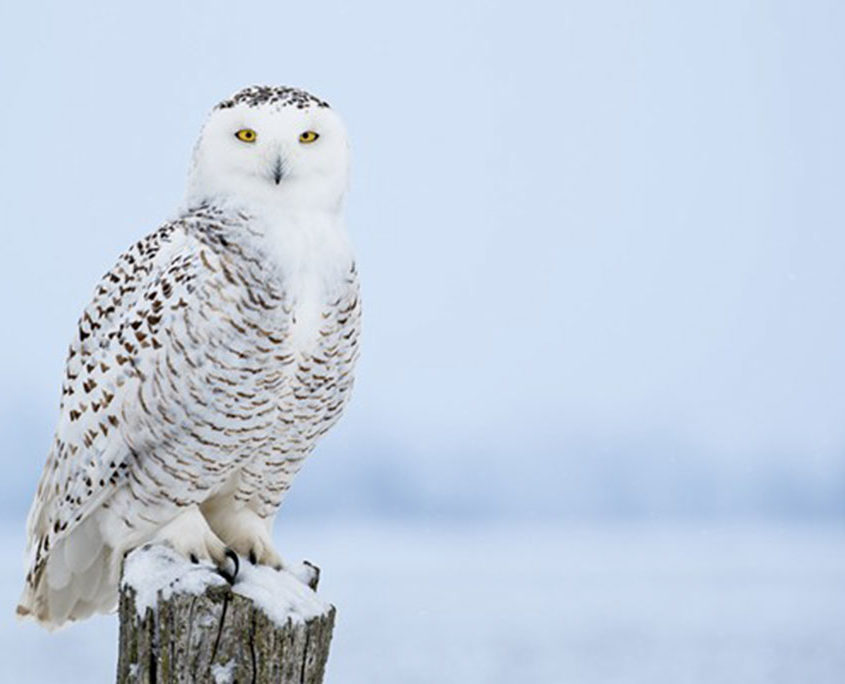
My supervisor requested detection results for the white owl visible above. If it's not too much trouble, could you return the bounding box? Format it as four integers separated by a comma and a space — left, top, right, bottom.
17, 86, 361, 629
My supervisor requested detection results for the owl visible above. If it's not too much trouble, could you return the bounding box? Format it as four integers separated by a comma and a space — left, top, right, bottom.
17, 85, 361, 629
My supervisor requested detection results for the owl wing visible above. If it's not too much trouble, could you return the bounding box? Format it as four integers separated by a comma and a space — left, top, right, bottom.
24, 221, 195, 579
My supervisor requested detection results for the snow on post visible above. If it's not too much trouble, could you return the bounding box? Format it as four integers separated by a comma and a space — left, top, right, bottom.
116, 545, 335, 683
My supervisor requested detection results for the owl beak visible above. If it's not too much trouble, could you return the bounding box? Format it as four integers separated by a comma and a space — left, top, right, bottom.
272, 157, 285, 185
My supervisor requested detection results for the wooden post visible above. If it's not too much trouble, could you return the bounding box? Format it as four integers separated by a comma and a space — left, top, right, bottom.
116, 545, 335, 683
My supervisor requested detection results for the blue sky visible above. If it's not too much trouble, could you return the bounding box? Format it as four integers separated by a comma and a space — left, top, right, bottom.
1, 1, 844, 519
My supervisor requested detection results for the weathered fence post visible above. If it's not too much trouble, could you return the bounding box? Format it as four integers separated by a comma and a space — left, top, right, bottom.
116, 545, 335, 683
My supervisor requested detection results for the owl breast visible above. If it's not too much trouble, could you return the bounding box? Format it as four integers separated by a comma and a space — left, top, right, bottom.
223, 250, 361, 512
127, 218, 360, 515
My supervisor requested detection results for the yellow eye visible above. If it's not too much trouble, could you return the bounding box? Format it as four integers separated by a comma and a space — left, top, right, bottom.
299, 130, 319, 144
235, 128, 257, 143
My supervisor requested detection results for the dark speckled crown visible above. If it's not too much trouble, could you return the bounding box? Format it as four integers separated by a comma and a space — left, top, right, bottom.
215, 85, 330, 111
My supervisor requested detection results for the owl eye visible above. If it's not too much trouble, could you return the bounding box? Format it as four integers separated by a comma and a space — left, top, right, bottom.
235, 128, 257, 143
299, 131, 320, 144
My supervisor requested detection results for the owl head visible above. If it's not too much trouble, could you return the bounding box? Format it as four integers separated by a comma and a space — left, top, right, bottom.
186, 86, 350, 212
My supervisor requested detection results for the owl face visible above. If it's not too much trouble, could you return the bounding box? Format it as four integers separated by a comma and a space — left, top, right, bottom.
187, 88, 350, 212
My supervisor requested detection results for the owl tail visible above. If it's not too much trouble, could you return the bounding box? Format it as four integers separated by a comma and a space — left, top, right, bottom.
16, 516, 118, 630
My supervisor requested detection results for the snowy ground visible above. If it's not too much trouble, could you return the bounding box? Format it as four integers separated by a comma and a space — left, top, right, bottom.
2, 520, 844, 683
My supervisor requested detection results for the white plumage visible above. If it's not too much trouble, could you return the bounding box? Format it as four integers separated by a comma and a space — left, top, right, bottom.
18, 86, 361, 628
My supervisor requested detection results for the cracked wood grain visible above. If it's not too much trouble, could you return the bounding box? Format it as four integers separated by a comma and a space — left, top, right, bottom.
116, 566, 335, 683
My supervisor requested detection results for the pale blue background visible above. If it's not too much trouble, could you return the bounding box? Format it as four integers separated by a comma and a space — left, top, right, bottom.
1, 2, 844, 682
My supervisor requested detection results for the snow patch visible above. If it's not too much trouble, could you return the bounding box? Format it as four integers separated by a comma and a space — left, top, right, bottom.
234, 560, 330, 627
120, 544, 330, 626
121, 545, 227, 616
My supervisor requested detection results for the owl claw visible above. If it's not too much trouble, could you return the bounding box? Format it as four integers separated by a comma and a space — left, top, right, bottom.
299, 560, 320, 590
218, 548, 239, 584
249, 549, 258, 565
302, 561, 320, 591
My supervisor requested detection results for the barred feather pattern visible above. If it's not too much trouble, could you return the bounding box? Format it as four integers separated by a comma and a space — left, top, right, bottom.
19, 203, 360, 626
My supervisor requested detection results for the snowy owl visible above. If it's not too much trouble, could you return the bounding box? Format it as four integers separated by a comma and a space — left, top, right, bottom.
17, 85, 361, 628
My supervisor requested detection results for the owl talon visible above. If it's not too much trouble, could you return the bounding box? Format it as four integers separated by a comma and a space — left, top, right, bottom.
217, 548, 240, 584
190, 553, 199, 564
297, 560, 320, 590
249, 550, 257, 565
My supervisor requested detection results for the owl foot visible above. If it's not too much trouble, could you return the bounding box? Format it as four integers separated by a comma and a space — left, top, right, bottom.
246, 544, 284, 571
152, 505, 238, 582
235, 534, 284, 571
202, 505, 286, 572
